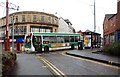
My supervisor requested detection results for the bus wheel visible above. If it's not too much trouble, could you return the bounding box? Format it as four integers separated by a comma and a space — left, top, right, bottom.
71, 44, 74, 49
44, 46, 49, 52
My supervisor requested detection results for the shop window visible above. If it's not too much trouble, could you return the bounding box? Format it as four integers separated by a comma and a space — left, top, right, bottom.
15, 26, 26, 34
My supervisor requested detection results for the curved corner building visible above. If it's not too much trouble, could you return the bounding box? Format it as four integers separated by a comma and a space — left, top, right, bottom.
0, 11, 58, 51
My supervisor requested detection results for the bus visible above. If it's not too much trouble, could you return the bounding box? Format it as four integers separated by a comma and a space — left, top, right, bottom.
24, 32, 83, 52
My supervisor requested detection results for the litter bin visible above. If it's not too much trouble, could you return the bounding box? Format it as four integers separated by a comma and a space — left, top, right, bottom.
78, 41, 83, 50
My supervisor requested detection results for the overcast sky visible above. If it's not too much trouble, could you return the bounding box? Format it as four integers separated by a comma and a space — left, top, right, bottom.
0, 0, 117, 36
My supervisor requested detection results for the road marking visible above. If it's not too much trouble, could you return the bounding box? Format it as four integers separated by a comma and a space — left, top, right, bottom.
42, 66, 48, 68
62, 52, 120, 70
37, 56, 67, 77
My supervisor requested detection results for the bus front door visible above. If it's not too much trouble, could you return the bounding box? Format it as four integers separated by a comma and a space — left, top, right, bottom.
33, 36, 42, 52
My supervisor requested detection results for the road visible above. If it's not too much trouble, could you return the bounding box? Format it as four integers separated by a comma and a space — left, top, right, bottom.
6, 53, 54, 76
5, 50, 120, 76
38, 51, 119, 75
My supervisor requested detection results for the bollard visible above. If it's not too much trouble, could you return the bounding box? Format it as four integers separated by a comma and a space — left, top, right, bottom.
22, 46, 24, 53
10, 47, 12, 52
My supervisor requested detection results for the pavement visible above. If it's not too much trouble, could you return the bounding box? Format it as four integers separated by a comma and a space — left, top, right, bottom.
66, 48, 120, 67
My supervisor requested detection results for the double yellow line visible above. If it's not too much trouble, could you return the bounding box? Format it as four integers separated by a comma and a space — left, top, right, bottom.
37, 56, 67, 77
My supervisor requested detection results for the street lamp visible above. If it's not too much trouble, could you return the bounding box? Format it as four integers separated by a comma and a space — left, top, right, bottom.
12, 15, 15, 53
3, 0, 19, 52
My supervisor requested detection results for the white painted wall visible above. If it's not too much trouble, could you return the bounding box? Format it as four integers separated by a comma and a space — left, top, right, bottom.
58, 17, 74, 33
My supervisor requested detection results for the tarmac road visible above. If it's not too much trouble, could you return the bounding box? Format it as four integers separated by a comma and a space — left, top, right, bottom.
4, 50, 120, 76
6, 53, 54, 76
38, 51, 120, 75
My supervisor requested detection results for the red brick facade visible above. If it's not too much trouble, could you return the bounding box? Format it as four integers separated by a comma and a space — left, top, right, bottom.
103, 1, 120, 46
116, 1, 120, 30
103, 14, 117, 46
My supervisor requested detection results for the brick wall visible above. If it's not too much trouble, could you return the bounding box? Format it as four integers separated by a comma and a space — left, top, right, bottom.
116, 1, 120, 30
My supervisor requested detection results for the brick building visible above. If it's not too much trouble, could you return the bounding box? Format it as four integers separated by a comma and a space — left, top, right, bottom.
103, 0, 120, 46
116, 0, 120, 41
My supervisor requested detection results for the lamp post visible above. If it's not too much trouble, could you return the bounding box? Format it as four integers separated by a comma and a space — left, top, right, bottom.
94, 0, 96, 33
4, 0, 10, 51
12, 15, 15, 53
3, 0, 19, 52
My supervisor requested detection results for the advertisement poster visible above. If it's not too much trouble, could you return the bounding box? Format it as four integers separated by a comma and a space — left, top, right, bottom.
84, 35, 91, 47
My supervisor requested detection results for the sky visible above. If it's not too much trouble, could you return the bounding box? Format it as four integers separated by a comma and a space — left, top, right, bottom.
0, 0, 117, 36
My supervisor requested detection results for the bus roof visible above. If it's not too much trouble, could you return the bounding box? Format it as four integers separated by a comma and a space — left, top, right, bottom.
31, 32, 81, 36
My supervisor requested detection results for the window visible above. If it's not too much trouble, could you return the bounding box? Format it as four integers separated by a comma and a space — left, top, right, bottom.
49, 36, 57, 43
43, 36, 50, 44
70, 36, 75, 42
22, 15, 25, 22
110, 33, 114, 44
54, 18, 57, 24
55, 29, 57, 32
48, 17, 51, 23
25, 36, 31, 45
15, 16, 18, 22
15, 26, 26, 34
45, 29, 51, 32
31, 27, 39, 32
41, 16, 44, 22
33, 36, 41, 44
75, 36, 79, 42
11, 17, 12, 23
64, 36, 69, 42
33, 15, 36, 22
57, 36, 64, 43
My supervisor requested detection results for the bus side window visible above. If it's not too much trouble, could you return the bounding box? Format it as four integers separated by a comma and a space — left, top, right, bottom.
57, 36, 64, 43
49, 36, 57, 43
75, 36, 78, 42
70, 36, 74, 42
64, 36, 69, 42
43, 36, 49, 44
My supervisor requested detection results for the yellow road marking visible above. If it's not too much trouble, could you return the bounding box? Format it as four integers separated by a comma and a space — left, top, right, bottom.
37, 56, 66, 77
62, 52, 120, 70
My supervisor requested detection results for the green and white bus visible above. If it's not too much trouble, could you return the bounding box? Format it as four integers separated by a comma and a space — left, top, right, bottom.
24, 32, 83, 52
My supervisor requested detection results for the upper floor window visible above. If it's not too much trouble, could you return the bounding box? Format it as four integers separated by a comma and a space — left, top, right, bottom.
33, 15, 36, 22
54, 18, 57, 24
41, 16, 44, 22
11, 17, 12, 23
15, 16, 18, 22
22, 15, 25, 22
48, 17, 51, 23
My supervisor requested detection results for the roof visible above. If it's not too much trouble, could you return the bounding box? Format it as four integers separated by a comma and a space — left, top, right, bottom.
85, 29, 92, 32
64, 19, 72, 25
83, 29, 101, 35
105, 14, 116, 20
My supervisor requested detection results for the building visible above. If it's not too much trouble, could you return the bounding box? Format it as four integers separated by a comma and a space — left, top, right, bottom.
58, 17, 75, 33
77, 30, 101, 49
116, 0, 120, 42
103, 0, 120, 46
0, 11, 58, 51
103, 14, 117, 46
